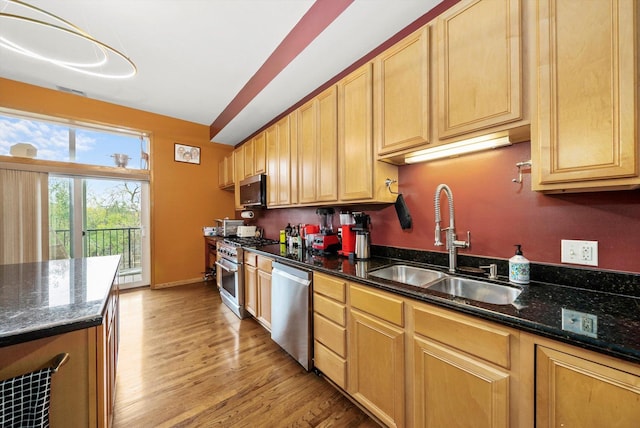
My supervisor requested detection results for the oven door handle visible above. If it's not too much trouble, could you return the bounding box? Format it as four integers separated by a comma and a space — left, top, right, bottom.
215, 260, 238, 273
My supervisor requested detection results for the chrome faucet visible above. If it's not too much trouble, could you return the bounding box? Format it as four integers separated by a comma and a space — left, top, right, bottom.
434, 184, 470, 273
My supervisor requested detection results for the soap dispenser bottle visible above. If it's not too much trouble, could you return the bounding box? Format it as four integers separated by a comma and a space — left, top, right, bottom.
509, 244, 530, 285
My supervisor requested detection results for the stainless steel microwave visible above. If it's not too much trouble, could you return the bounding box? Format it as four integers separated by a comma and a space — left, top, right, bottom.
239, 174, 267, 207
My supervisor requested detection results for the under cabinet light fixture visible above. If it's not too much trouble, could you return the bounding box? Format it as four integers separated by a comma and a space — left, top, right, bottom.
404, 135, 512, 164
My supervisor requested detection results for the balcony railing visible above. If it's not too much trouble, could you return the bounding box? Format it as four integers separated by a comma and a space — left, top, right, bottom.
50, 227, 142, 272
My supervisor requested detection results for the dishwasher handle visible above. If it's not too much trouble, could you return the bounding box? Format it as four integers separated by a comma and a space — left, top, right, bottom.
272, 267, 311, 287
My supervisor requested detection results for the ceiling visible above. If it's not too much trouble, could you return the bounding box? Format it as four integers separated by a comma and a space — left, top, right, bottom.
0, 0, 442, 146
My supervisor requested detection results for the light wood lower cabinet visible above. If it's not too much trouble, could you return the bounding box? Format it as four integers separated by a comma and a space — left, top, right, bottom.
411, 303, 516, 428
245, 252, 272, 329
536, 344, 640, 428
244, 252, 258, 317
349, 284, 405, 428
256, 255, 273, 329
313, 272, 348, 389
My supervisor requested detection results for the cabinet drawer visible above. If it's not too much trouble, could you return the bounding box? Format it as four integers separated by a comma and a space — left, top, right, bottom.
314, 340, 347, 389
244, 252, 257, 267
413, 305, 511, 369
257, 256, 272, 272
314, 273, 346, 303
314, 293, 346, 326
314, 313, 346, 357
350, 284, 404, 327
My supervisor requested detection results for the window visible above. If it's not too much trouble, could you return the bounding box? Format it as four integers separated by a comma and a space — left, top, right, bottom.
0, 111, 149, 169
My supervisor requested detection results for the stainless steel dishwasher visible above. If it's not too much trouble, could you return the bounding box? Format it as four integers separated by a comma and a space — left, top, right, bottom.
271, 262, 313, 371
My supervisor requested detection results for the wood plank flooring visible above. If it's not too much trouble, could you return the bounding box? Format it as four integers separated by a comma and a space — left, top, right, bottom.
112, 282, 378, 427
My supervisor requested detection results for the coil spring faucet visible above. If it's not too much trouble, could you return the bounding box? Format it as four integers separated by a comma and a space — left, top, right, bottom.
434, 184, 470, 272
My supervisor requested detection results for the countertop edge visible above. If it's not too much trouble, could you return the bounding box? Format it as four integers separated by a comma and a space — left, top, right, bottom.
248, 247, 640, 365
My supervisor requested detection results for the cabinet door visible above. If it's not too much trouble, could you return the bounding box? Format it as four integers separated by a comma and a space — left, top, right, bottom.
536, 346, 640, 428
265, 125, 278, 207
276, 115, 292, 206
257, 269, 271, 329
349, 310, 405, 428
244, 264, 257, 317
533, 0, 638, 191
316, 86, 338, 202
218, 157, 226, 188
375, 25, 430, 157
297, 99, 317, 204
339, 64, 374, 201
253, 131, 266, 175
234, 147, 245, 210
413, 336, 509, 428
244, 138, 255, 178
438, 0, 522, 139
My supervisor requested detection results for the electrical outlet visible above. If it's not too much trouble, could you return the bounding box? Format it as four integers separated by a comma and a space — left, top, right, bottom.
561, 240, 598, 266
562, 308, 598, 338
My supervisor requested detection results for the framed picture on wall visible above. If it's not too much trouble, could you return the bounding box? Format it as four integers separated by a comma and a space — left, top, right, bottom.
174, 143, 200, 164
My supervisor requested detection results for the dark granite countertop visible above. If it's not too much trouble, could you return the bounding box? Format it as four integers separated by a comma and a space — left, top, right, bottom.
0, 255, 121, 348
249, 244, 640, 365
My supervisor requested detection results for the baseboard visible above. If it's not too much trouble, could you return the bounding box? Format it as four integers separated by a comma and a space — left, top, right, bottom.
152, 277, 205, 289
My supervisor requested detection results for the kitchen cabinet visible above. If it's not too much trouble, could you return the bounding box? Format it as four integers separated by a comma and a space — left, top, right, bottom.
313, 272, 348, 389
266, 113, 297, 207
256, 255, 273, 329
253, 132, 266, 175
535, 342, 640, 427
532, 0, 639, 192
297, 86, 338, 204
244, 252, 258, 317
338, 63, 398, 203
244, 252, 273, 329
374, 25, 430, 158
233, 146, 245, 210
410, 302, 518, 428
349, 283, 405, 428
436, 0, 526, 140
98, 280, 119, 428
217, 152, 234, 189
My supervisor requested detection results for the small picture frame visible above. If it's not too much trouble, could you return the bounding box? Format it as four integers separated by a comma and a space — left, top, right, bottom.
174, 143, 200, 164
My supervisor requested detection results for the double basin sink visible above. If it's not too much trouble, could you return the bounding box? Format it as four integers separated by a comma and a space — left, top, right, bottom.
368, 264, 521, 305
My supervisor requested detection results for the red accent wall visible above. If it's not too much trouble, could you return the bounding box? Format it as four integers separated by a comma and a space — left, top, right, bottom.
253, 142, 640, 274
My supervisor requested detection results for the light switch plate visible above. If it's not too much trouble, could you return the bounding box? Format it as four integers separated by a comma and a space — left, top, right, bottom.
561, 239, 598, 266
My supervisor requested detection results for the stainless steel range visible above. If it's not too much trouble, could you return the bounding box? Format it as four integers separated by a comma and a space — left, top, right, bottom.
215, 236, 278, 319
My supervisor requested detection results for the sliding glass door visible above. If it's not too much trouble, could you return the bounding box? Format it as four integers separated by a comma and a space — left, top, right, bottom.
49, 175, 150, 288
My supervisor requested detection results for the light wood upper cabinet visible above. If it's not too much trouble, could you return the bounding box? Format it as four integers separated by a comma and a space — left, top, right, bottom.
339, 64, 399, 203
218, 152, 234, 189
437, 0, 524, 139
297, 86, 338, 204
233, 146, 245, 210
243, 138, 254, 178
532, 0, 639, 192
266, 114, 296, 207
536, 345, 640, 428
374, 25, 430, 157
253, 131, 266, 175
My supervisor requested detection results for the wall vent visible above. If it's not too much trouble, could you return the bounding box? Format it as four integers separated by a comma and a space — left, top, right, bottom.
56, 86, 87, 97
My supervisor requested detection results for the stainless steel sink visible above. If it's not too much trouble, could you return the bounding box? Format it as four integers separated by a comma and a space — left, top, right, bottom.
368, 264, 448, 287
427, 277, 521, 305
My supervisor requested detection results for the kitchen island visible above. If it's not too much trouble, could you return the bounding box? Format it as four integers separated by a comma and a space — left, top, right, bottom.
0, 255, 120, 427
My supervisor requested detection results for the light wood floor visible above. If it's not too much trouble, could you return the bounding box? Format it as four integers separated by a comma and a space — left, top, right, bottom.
112, 282, 378, 427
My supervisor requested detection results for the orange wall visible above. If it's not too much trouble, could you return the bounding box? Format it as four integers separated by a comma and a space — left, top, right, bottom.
0, 78, 235, 287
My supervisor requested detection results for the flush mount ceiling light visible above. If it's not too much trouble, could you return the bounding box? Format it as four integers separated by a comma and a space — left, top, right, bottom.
0, 0, 136, 79
404, 134, 512, 164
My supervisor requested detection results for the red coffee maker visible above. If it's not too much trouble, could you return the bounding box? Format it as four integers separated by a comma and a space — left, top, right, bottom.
338, 224, 356, 256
